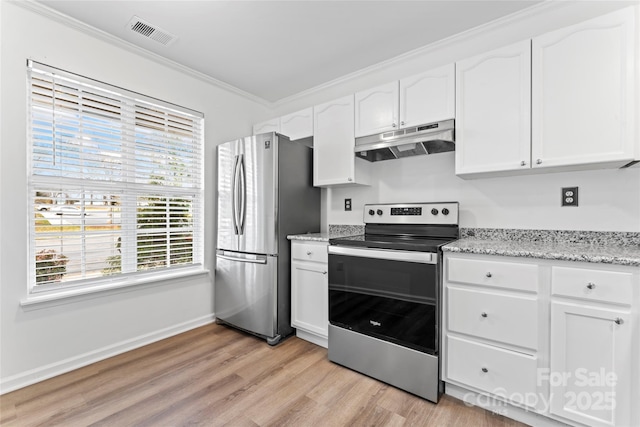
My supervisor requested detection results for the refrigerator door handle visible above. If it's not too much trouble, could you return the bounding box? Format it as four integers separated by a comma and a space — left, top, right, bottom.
232, 154, 241, 235
216, 250, 267, 264
238, 153, 247, 235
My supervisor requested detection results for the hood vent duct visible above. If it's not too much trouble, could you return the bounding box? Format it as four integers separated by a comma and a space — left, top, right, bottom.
127, 16, 177, 46
355, 119, 455, 162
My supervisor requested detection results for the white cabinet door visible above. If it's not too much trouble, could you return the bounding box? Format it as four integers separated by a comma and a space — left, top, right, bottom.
550, 301, 632, 427
280, 107, 313, 141
354, 81, 399, 137
253, 118, 280, 135
313, 95, 370, 187
291, 260, 328, 339
455, 40, 532, 176
400, 63, 455, 127
532, 8, 636, 169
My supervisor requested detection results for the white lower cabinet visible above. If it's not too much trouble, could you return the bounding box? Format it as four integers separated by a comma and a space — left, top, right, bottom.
549, 265, 635, 427
444, 254, 543, 412
444, 252, 639, 427
290, 240, 328, 348
447, 336, 538, 401
448, 287, 538, 350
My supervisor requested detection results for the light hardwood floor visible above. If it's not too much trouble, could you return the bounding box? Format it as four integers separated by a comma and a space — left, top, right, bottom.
1, 324, 526, 426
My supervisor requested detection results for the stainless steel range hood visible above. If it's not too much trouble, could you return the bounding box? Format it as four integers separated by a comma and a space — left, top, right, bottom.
355, 119, 455, 162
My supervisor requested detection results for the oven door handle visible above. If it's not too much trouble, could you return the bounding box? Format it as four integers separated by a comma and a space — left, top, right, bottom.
328, 246, 436, 264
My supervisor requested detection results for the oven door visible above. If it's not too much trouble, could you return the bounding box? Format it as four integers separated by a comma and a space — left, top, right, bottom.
328, 245, 439, 354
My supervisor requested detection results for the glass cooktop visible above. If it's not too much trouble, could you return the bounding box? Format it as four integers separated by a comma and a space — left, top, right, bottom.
329, 233, 457, 253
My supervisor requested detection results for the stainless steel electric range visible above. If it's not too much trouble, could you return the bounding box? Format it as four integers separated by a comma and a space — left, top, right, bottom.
327, 202, 459, 403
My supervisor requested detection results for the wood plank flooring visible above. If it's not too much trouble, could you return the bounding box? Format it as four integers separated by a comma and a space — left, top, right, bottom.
1, 324, 527, 426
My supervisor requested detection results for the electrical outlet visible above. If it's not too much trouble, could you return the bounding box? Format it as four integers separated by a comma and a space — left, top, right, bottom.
562, 187, 578, 207
344, 198, 352, 211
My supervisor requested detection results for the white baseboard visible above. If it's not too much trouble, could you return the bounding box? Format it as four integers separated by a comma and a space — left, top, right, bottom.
295, 329, 328, 348
445, 383, 568, 427
0, 314, 215, 395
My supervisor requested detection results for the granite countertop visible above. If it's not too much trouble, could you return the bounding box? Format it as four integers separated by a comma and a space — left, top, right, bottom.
443, 229, 640, 267
287, 225, 364, 242
287, 232, 332, 242
289, 226, 640, 266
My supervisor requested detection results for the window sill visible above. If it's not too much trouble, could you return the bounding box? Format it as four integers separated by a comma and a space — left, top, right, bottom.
20, 267, 211, 309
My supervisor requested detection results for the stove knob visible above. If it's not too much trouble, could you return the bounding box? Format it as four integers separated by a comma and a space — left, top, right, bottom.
431, 208, 439, 215
442, 208, 449, 215
376, 209, 383, 216
368, 209, 375, 216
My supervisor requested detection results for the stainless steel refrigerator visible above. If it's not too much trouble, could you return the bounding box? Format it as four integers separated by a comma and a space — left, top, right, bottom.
215, 132, 320, 345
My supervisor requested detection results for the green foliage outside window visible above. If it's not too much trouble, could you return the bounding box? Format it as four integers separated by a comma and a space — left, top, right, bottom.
35, 249, 68, 283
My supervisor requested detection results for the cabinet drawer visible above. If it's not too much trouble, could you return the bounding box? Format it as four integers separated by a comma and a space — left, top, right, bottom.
446, 336, 538, 405
448, 257, 538, 292
552, 266, 633, 305
291, 241, 328, 263
448, 287, 538, 350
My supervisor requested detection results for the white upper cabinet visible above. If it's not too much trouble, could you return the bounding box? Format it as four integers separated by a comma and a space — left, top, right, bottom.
532, 7, 636, 169
313, 95, 371, 187
253, 108, 313, 141
399, 63, 455, 128
354, 64, 456, 138
455, 40, 532, 176
253, 118, 280, 135
456, 7, 637, 178
279, 107, 313, 141
354, 81, 399, 137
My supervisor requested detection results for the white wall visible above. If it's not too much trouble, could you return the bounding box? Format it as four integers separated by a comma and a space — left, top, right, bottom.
275, 1, 640, 232
329, 153, 640, 232
0, 2, 269, 392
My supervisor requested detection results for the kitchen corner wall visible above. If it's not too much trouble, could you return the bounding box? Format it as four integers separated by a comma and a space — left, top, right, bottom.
0, 2, 269, 392
275, 1, 640, 233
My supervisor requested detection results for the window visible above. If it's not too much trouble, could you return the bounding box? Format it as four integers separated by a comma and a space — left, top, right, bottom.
28, 61, 204, 294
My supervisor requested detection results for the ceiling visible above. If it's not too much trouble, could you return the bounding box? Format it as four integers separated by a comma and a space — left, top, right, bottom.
36, 0, 543, 103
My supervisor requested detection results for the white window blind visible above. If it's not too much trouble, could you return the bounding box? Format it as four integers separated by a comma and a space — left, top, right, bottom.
28, 61, 204, 292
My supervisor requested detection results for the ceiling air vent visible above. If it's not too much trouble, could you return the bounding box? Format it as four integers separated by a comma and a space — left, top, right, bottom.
127, 16, 177, 46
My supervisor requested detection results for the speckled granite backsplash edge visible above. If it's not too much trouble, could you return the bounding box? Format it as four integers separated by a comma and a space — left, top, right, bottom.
329, 224, 365, 236
461, 228, 640, 247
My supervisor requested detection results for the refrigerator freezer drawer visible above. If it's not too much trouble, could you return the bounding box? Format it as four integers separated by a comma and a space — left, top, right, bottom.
215, 250, 278, 339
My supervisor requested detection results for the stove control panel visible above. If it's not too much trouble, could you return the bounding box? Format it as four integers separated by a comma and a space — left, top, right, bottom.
391, 207, 422, 216
364, 202, 459, 225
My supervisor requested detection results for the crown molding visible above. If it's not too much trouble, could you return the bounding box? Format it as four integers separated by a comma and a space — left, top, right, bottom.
12, 0, 272, 108
272, 0, 572, 108
13, 0, 635, 110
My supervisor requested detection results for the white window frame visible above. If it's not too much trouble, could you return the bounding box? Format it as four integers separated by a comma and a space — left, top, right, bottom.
25, 61, 205, 303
